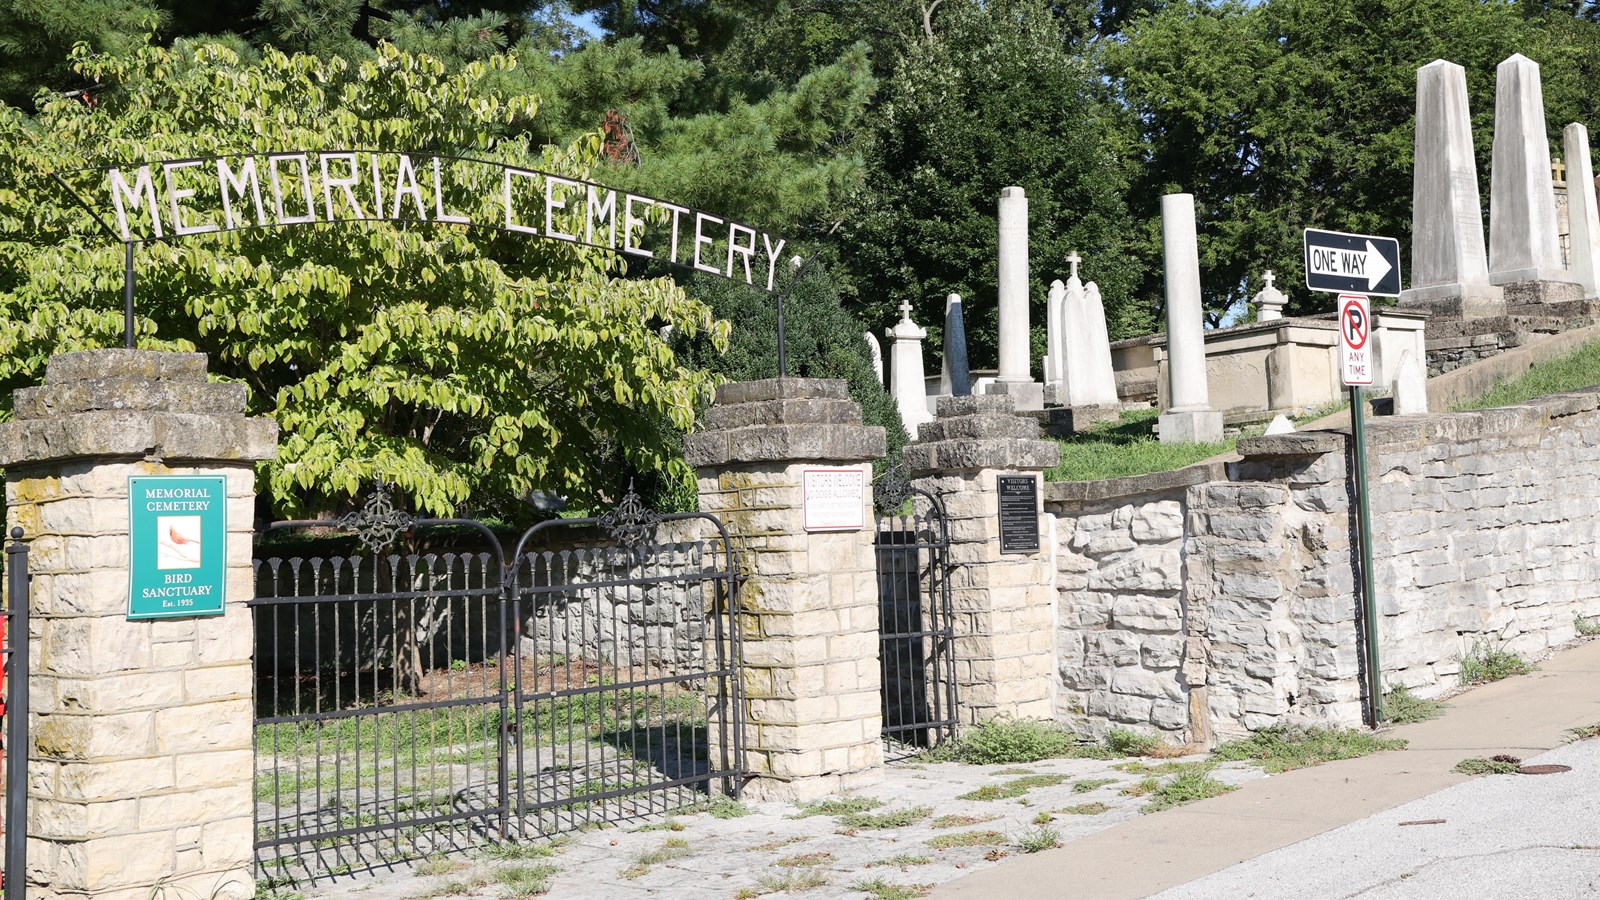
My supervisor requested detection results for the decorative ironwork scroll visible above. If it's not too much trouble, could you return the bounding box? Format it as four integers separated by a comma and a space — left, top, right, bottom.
598, 484, 661, 550
336, 483, 416, 554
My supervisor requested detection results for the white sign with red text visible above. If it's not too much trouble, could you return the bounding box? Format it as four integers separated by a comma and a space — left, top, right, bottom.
803, 468, 865, 532
1340, 293, 1373, 386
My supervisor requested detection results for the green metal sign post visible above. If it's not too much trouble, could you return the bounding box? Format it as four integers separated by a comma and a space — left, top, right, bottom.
128, 475, 227, 619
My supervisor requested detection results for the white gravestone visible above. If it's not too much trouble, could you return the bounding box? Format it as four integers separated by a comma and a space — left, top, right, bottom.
887, 299, 933, 439
1061, 253, 1119, 407
1563, 123, 1600, 300
1254, 270, 1287, 321
1392, 350, 1429, 415
1488, 54, 1570, 286
1400, 59, 1504, 318
1045, 277, 1066, 397
1157, 192, 1224, 444
864, 331, 884, 386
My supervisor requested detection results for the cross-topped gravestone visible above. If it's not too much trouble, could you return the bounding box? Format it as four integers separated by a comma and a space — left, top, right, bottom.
1066, 250, 1082, 280
1554, 157, 1568, 186
1254, 270, 1288, 321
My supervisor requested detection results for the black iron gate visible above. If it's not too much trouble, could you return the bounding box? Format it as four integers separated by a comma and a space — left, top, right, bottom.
251, 488, 744, 881
874, 472, 958, 753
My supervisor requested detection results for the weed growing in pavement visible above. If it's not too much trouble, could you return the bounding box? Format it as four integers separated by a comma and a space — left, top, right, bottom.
1211, 725, 1406, 773
1119, 777, 1160, 797
1454, 756, 1521, 775
993, 767, 1036, 775
748, 836, 809, 852
925, 720, 1113, 764
926, 830, 1008, 850
869, 854, 934, 868
1384, 685, 1445, 724
483, 839, 564, 861
412, 854, 464, 877
1458, 637, 1536, 685
751, 870, 829, 894
696, 796, 752, 818
1058, 802, 1111, 815
956, 774, 1069, 801
1016, 824, 1062, 853
1566, 723, 1600, 742
1142, 766, 1238, 813
1112, 760, 1208, 776
1031, 811, 1054, 825
495, 863, 558, 898
628, 818, 686, 833
776, 851, 835, 868
929, 814, 1000, 829
1105, 728, 1159, 756
851, 878, 933, 900
791, 797, 884, 818
1577, 615, 1600, 637
1072, 778, 1118, 793
840, 806, 933, 830
620, 837, 692, 880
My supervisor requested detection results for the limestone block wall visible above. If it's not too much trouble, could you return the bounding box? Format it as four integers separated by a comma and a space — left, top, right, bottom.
1049, 390, 1600, 744
1359, 392, 1600, 693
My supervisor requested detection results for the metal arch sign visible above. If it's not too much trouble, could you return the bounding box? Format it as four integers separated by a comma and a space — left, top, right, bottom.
48, 149, 793, 292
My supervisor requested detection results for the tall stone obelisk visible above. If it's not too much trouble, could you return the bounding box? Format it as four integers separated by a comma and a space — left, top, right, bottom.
1564, 122, 1600, 300
986, 186, 1044, 410
1399, 59, 1504, 319
941, 293, 972, 396
1157, 193, 1223, 444
1488, 54, 1582, 303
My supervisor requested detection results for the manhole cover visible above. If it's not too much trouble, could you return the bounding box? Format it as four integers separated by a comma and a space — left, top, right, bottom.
1518, 764, 1572, 775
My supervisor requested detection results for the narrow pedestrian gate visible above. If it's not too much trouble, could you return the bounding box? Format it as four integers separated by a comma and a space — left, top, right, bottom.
251, 489, 745, 881
874, 472, 958, 754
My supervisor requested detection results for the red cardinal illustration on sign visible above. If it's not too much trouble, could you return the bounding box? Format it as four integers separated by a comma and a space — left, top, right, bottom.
169, 526, 198, 547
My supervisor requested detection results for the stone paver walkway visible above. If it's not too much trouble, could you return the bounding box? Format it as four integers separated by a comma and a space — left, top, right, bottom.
283, 753, 1265, 899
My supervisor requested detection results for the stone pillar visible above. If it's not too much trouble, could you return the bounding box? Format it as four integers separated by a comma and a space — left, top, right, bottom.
864, 332, 884, 386
988, 186, 1044, 411
887, 300, 933, 440
684, 378, 886, 801
1044, 279, 1065, 399
904, 396, 1059, 724
1400, 59, 1504, 318
1158, 193, 1224, 443
1564, 123, 1600, 300
1488, 54, 1583, 302
0, 350, 277, 900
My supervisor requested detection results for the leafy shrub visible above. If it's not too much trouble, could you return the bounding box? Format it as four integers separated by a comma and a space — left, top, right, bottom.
1105, 727, 1160, 756
1143, 766, 1237, 813
927, 720, 1104, 764
1459, 638, 1536, 685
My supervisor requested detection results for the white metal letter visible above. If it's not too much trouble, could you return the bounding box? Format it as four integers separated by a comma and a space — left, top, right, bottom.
108, 166, 164, 240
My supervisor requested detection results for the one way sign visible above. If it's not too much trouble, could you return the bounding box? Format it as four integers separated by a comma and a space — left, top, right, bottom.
1303, 229, 1402, 297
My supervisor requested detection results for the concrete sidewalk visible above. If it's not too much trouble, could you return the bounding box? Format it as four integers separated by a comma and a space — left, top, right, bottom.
929, 638, 1600, 900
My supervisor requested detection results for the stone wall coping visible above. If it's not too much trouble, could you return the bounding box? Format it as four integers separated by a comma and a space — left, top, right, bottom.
1362, 389, 1600, 448
685, 423, 886, 467
702, 397, 863, 431
903, 437, 1059, 474
1044, 459, 1226, 506
15, 380, 248, 419
0, 410, 279, 467
713, 378, 848, 406
45, 349, 208, 385
1235, 431, 1346, 458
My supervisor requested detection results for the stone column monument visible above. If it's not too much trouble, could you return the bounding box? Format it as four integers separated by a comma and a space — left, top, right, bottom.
1488, 54, 1583, 303
685, 379, 886, 800
0, 350, 277, 899
987, 186, 1044, 410
904, 395, 1059, 723
887, 299, 933, 439
940, 293, 972, 397
1157, 193, 1224, 443
1563, 122, 1600, 300
1400, 59, 1505, 318
1254, 270, 1287, 321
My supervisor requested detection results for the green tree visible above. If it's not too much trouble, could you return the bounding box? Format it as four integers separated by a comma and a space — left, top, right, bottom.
0, 39, 726, 520
841, 0, 1144, 367
1108, 0, 1600, 322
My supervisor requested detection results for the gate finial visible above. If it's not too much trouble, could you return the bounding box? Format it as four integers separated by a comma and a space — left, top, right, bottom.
599, 480, 660, 549
337, 481, 416, 554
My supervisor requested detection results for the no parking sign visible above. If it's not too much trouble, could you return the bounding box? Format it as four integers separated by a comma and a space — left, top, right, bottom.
1339, 293, 1373, 386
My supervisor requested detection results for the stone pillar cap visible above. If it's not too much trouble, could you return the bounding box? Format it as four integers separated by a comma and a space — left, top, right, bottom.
904, 393, 1059, 475
714, 378, 848, 406
687, 378, 885, 468
0, 349, 278, 466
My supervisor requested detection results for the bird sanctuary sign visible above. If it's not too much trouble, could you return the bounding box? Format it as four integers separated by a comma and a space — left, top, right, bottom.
51, 149, 794, 291
128, 475, 228, 620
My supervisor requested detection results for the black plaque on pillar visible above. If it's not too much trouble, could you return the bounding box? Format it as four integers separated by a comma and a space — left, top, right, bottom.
997, 474, 1040, 554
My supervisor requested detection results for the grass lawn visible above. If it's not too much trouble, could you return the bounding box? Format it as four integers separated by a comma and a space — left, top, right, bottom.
1046, 408, 1233, 482
1453, 338, 1600, 411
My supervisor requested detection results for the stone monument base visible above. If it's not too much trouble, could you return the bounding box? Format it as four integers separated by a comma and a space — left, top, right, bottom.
984, 379, 1044, 412
1158, 408, 1224, 444
1028, 404, 1125, 437
1499, 279, 1587, 305
1399, 281, 1505, 319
